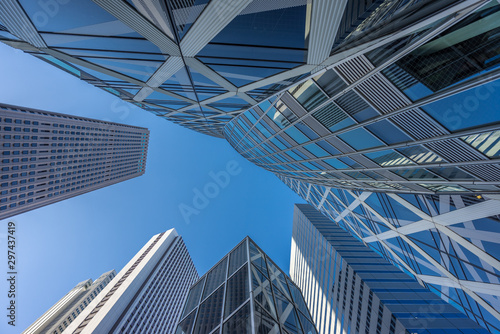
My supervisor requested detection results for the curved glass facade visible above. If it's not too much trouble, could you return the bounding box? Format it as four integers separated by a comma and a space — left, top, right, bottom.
283, 176, 500, 333
224, 1, 500, 194
1, 0, 465, 137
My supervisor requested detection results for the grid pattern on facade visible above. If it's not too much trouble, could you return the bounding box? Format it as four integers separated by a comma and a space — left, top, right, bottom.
0, 103, 149, 219
22, 271, 116, 334
0, 0, 442, 137
115, 237, 198, 334
73, 232, 166, 334
291, 204, 491, 334
284, 179, 500, 332
60, 230, 198, 334
175, 237, 317, 334
223, 1, 500, 194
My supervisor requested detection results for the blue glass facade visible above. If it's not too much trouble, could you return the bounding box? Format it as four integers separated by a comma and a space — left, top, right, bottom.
224, 1, 500, 194
0, 0, 463, 137
291, 204, 492, 334
285, 179, 500, 333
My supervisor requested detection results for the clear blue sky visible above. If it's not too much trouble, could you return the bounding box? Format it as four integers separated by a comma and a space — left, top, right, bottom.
0, 42, 305, 333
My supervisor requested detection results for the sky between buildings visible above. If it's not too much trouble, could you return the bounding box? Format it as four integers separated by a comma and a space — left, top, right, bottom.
0, 42, 305, 333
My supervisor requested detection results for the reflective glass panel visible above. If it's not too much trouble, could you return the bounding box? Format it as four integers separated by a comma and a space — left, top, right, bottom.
461, 130, 500, 157
225, 266, 249, 318
392, 169, 443, 180
297, 310, 318, 334
421, 78, 500, 132
364, 150, 414, 167
194, 285, 225, 334
251, 266, 277, 318
254, 303, 280, 334
397, 146, 443, 164
285, 127, 309, 145
228, 240, 248, 276
274, 287, 303, 334
223, 302, 251, 334
365, 120, 412, 144
426, 167, 477, 181
249, 241, 268, 276
267, 260, 291, 299
338, 128, 385, 150
203, 257, 228, 300
289, 80, 328, 111
182, 277, 205, 318
176, 309, 197, 334
287, 279, 312, 321
313, 69, 347, 97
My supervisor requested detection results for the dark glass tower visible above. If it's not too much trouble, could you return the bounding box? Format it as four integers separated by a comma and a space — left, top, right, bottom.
175, 237, 317, 334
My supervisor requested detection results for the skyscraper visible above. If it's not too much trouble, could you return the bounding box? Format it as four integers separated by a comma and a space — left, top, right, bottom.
0, 103, 149, 220
175, 237, 317, 334
284, 179, 500, 332
3, 0, 500, 330
22, 270, 116, 334
224, 0, 500, 195
291, 204, 491, 334
37, 229, 197, 334
0, 0, 476, 137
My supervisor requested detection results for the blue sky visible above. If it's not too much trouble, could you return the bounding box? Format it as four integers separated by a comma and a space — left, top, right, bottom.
0, 42, 305, 333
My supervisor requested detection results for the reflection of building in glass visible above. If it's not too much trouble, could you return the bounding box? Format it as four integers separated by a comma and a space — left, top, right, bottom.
61, 229, 198, 334
284, 180, 500, 333
290, 204, 491, 334
22, 271, 116, 334
175, 237, 317, 334
0, 103, 149, 220
0, 0, 471, 137
224, 1, 500, 195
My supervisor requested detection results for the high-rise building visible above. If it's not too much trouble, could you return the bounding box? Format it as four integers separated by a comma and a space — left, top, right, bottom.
3, 0, 500, 330
0, 103, 149, 220
175, 237, 317, 334
291, 204, 491, 334
0, 0, 476, 137
45, 229, 197, 334
22, 270, 116, 334
285, 180, 500, 332
224, 0, 500, 195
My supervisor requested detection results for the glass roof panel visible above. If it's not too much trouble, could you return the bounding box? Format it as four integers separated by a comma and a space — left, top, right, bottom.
206, 64, 288, 87
81, 57, 162, 81
338, 128, 385, 150
210, 6, 307, 49
19, 0, 139, 34
41, 33, 162, 54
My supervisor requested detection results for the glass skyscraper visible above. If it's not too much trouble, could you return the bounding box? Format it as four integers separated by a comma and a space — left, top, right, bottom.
286, 186, 500, 332
175, 237, 317, 334
54, 229, 198, 334
290, 204, 491, 334
224, 0, 500, 194
0, 0, 475, 138
0, 103, 149, 220
2, 0, 500, 332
